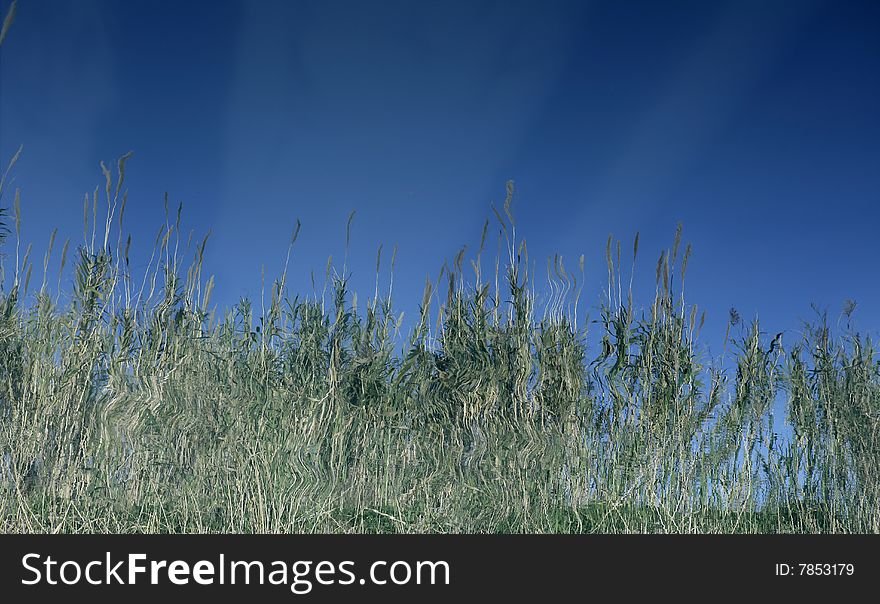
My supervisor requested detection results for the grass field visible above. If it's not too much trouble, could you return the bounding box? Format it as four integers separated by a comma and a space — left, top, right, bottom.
0, 151, 877, 534
1, 2, 877, 534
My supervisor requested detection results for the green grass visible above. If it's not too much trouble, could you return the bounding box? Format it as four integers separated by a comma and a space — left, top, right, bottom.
0, 155, 877, 534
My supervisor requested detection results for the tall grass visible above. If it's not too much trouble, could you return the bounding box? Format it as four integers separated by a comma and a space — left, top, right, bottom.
0, 156, 877, 533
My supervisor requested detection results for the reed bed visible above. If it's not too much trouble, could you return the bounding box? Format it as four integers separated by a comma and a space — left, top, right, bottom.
0, 153, 877, 534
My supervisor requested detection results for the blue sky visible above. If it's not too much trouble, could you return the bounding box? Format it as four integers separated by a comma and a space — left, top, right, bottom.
1, 0, 878, 354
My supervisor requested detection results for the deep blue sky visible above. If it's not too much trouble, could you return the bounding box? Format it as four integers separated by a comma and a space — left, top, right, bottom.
1, 0, 878, 354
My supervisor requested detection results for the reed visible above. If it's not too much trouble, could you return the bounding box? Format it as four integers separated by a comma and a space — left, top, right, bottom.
0, 153, 876, 534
